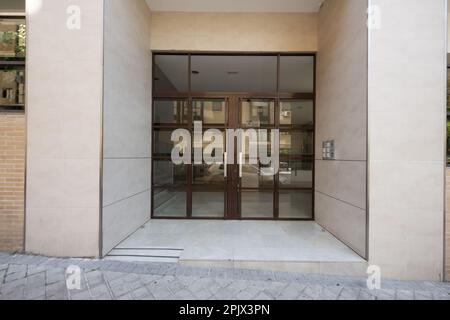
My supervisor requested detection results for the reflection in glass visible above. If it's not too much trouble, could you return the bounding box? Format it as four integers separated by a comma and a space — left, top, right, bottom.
192, 192, 224, 217
0, 68, 25, 106
241, 164, 273, 188
279, 161, 313, 188
153, 160, 186, 187
279, 56, 314, 92
279, 191, 312, 219
193, 130, 225, 164
280, 100, 314, 126
241, 100, 275, 127
154, 54, 188, 92
191, 55, 277, 92
241, 191, 273, 218
153, 100, 188, 124
280, 131, 313, 156
0, 18, 26, 58
193, 164, 225, 185
154, 189, 186, 217
193, 100, 226, 124
154, 130, 184, 156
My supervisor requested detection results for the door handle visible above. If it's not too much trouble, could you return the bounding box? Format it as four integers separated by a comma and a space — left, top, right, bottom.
239, 152, 243, 178
224, 152, 227, 178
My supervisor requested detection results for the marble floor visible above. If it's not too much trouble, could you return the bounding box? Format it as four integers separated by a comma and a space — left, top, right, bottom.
114, 220, 364, 265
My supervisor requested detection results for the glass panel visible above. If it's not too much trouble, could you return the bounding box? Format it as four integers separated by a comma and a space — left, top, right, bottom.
193, 130, 225, 162
279, 160, 313, 188
0, 67, 25, 106
154, 54, 188, 92
193, 100, 226, 124
191, 55, 277, 92
280, 131, 314, 156
241, 164, 273, 188
153, 100, 188, 124
153, 160, 186, 187
241, 191, 273, 218
241, 100, 275, 127
280, 100, 314, 127
154, 130, 181, 156
193, 163, 225, 185
154, 189, 186, 217
279, 190, 313, 219
0, 18, 26, 58
192, 191, 225, 218
279, 56, 314, 92
242, 130, 272, 159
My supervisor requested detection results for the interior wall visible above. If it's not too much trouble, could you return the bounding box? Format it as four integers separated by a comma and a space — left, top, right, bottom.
368, 0, 446, 281
150, 12, 317, 52
315, 0, 368, 257
102, 0, 152, 255
25, 0, 103, 257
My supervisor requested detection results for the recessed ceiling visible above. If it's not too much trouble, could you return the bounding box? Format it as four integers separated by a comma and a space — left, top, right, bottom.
146, 0, 323, 13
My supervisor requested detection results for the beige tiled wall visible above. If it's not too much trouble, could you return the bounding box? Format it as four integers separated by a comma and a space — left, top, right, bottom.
25, 0, 103, 257
151, 12, 317, 52
0, 112, 25, 252
315, 0, 368, 258
368, 0, 446, 281
102, 0, 152, 255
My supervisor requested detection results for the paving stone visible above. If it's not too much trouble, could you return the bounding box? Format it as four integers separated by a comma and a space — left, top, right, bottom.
26, 265, 47, 276
396, 289, 415, 300
45, 269, 66, 285
89, 284, 112, 299
338, 287, 361, 300
373, 289, 396, 300
146, 283, 173, 300
320, 286, 343, 300
70, 290, 92, 300
193, 288, 214, 300
0, 253, 449, 300
357, 289, 377, 300
85, 271, 105, 288
130, 287, 152, 300
413, 290, 434, 300
276, 283, 306, 300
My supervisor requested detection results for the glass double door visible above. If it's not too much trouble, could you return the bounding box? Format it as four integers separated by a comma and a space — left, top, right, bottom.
153, 95, 314, 220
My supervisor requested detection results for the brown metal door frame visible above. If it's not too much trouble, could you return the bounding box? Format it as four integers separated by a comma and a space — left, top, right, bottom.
151, 52, 316, 221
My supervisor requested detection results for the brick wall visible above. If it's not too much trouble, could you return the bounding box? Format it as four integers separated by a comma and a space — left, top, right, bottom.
0, 112, 25, 252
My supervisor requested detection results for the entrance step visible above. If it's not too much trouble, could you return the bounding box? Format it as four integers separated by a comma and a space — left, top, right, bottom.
104, 247, 184, 263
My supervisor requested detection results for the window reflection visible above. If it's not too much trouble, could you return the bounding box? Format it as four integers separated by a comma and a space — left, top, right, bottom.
0, 67, 25, 106
0, 18, 26, 58
193, 100, 226, 124
280, 100, 314, 127
241, 100, 275, 127
280, 131, 314, 156
154, 54, 188, 92
279, 56, 314, 92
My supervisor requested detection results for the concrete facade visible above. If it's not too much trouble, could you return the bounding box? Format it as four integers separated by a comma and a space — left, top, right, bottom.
368, 0, 447, 281
150, 12, 317, 52
315, 0, 368, 258
0, 0, 446, 281
25, 0, 103, 257
102, 0, 152, 255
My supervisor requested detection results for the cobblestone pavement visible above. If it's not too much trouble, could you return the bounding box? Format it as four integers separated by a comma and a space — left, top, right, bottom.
0, 252, 450, 300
